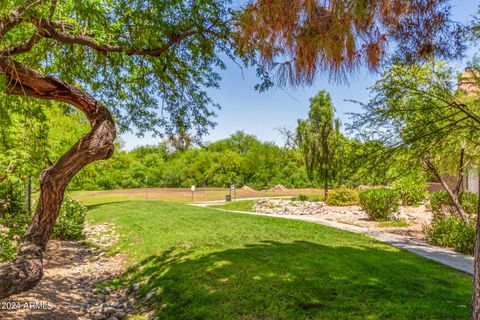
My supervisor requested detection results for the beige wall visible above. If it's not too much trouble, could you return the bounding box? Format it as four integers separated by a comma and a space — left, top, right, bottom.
464, 165, 479, 194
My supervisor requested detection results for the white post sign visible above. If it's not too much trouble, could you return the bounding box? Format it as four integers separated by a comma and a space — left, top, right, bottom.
191, 185, 195, 203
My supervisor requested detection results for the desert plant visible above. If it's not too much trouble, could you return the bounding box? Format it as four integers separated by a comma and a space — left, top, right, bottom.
359, 188, 400, 221
425, 215, 475, 255
325, 187, 359, 206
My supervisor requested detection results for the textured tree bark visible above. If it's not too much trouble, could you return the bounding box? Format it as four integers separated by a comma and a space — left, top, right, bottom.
0, 57, 116, 299
472, 169, 480, 320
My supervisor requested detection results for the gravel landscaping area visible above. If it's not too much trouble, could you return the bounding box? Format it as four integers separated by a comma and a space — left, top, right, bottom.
0, 223, 138, 320
254, 200, 433, 241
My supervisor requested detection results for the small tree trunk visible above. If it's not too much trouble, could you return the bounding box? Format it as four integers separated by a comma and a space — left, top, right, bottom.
454, 147, 465, 196
472, 167, 480, 320
0, 57, 116, 299
424, 157, 470, 224
324, 168, 328, 197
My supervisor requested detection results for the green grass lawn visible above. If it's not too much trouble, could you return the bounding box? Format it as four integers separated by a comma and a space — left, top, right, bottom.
87, 201, 472, 319
211, 199, 257, 212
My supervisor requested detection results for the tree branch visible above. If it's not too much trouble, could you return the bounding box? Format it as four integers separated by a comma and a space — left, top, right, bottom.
0, 56, 106, 120
0, 32, 42, 56
36, 19, 211, 57
0, 0, 43, 38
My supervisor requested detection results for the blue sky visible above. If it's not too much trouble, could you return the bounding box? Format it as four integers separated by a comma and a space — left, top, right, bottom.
122, 1, 480, 150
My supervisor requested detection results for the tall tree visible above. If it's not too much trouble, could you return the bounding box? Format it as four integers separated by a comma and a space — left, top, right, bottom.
351, 62, 479, 223
0, 0, 235, 298
297, 90, 341, 195
351, 61, 480, 319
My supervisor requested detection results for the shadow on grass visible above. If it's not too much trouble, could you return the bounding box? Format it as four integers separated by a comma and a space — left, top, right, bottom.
86, 200, 132, 209
107, 240, 471, 319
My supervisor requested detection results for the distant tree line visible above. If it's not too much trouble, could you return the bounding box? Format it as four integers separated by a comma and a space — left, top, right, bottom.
68, 126, 424, 191
69, 131, 309, 190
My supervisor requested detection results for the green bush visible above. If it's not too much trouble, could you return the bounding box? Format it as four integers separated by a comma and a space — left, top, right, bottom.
425, 215, 475, 255
325, 187, 359, 206
0, 183, 30, 262
0, 213, 31, 261
428, 190, 478, 218
391, 176, 427, 206
359, 188, 400, 221
0, 182, 26, 216
294, 194, 308, 201
51, 197, 87, 241
0, 196, 86, 261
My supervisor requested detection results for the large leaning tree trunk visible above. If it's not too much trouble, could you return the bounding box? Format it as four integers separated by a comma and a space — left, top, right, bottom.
0, 57, 116, 299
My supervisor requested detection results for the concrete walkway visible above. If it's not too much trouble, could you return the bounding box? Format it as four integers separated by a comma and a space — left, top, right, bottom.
194, 203, 474, 275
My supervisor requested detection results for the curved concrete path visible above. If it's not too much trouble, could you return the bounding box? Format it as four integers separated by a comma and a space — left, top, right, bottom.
194, 202, 474, 275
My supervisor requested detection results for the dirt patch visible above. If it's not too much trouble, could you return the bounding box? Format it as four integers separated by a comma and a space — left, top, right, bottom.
267, 184, 288, 192
240, 185, 256, 192
73, 187, 323, 205
0, 224, 126, 320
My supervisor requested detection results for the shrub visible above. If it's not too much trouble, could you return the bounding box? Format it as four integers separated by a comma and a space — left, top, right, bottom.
461, 192, 479, 216
425, 215, 475, 255
0, 196, 86, 261
325, 187, 359, 206
359, 188, 400, 221
428, 190, 478, 218
292, 194, 324, 202
391, 176, 427, 206
294, 194, 308, 201
0, 182, 26, 217
51, 197, 87, 241
0, 213, 31, 261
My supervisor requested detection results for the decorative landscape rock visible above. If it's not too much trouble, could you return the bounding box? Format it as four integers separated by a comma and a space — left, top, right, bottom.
85, 223, 121, 248
87, 288, 137, 319
254, 200, 326, 215
92, 312, 106, 320
131, 283, 140, 292
253, 199, 432, 242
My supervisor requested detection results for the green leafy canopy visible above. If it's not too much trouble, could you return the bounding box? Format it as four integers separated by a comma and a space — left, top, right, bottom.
0, 0, 241, 138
